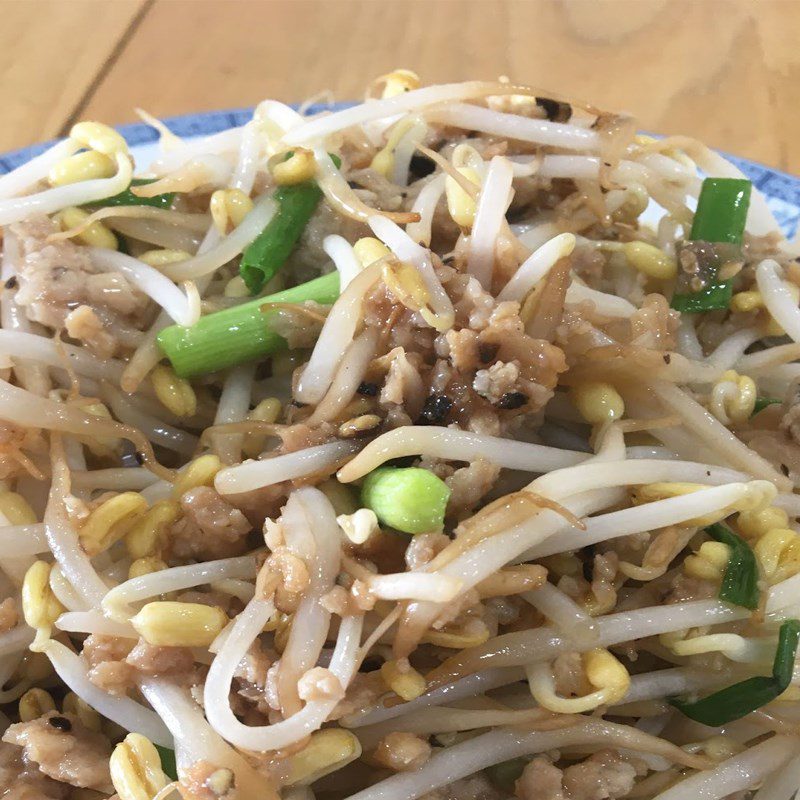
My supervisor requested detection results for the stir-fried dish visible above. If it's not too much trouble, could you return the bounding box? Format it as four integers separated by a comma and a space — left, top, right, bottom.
0, 71, 799, 800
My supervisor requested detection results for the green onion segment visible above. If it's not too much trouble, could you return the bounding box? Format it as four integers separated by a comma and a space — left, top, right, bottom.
671, 619, 800, 726
705, 522, 760, 610
361, 467, 451, 535
94, 178, 175, 209
671, 177, 751, 313
158, 272, 339, 377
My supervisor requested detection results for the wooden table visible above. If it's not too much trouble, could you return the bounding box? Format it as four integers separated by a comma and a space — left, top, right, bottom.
2, 0, 799, 173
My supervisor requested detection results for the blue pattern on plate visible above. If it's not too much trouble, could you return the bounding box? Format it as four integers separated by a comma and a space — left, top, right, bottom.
1, 104, 798, 238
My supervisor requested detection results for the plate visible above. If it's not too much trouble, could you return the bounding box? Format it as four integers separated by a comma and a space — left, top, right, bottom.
1, 105, 799, 239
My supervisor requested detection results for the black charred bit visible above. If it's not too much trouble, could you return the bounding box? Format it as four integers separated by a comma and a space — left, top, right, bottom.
497, 392, 527, 410
357, 381, 379, 397
418, 394, 453, 425
536, 97, 572, 123
478, 343, 500, 364
581, 544, 596, 582
48, 716, 72, 732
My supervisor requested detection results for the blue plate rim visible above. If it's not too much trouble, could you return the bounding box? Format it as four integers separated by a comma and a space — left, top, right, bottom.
1, 104, 799, 222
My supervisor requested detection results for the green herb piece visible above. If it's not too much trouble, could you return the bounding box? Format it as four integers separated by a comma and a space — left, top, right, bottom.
94, 178, 175, 209
752, 397, 782, 415
671, 619, 800, 726
706, 522, 760, 610
155, 744, 178, 780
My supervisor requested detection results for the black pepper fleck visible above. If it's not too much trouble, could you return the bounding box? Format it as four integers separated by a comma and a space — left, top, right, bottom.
3, 276, 17, 290
134, 451, 146, 466
417, 394, 453, 425
48, 716, 72, 731
497, 392, 527, 410
478, 343, 500, 364
663, 354, 671, 364
357, 381, 379, 397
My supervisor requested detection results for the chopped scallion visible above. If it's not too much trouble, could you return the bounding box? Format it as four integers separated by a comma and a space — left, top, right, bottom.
240, 181, 323, 294
670, 282, 733, 314
689, 178, 752, 245
157, 271, 339, 377
671, 178, 751, 313
361, 467, 451, 535
93, 178, 175, 209
671, 618, 800, 726
155, 744, 178, 780
239, 153, 341, 294
752, 396, 782, 415
706, 522, 759, 610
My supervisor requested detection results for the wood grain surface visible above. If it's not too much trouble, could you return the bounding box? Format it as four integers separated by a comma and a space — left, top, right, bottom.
2, 0, 799, 173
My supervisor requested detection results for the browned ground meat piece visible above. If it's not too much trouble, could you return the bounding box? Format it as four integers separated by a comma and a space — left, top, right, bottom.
562, 751, 639, 800
10, 215, 148, 357
421, 774, 506, 800
663, 573, 717, 604
551, 651, 589, 698
170, 486, 252, 560
472, 361, 521, 403
0, 598, 18, 633
87, 659, 134, 695
84, 634, 194, 693
445, 328, 482, 373
372, 732, 431, 771
233, 640, 275, 717
349, 168, 406, 211
83, 634, 135, 692
780, 385, 800, 444
275, 422, 338, 453
82, 634, 133, 667
125, 639, 195, 676
515, 756, 566, 800
0, 423, 42, 481
0, 740, 69, 800
445, 459, 501, 518
378, 348, 426, 420
516, 752, 639, 800
3, 713, 112, 791
179, 760, 237, 800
